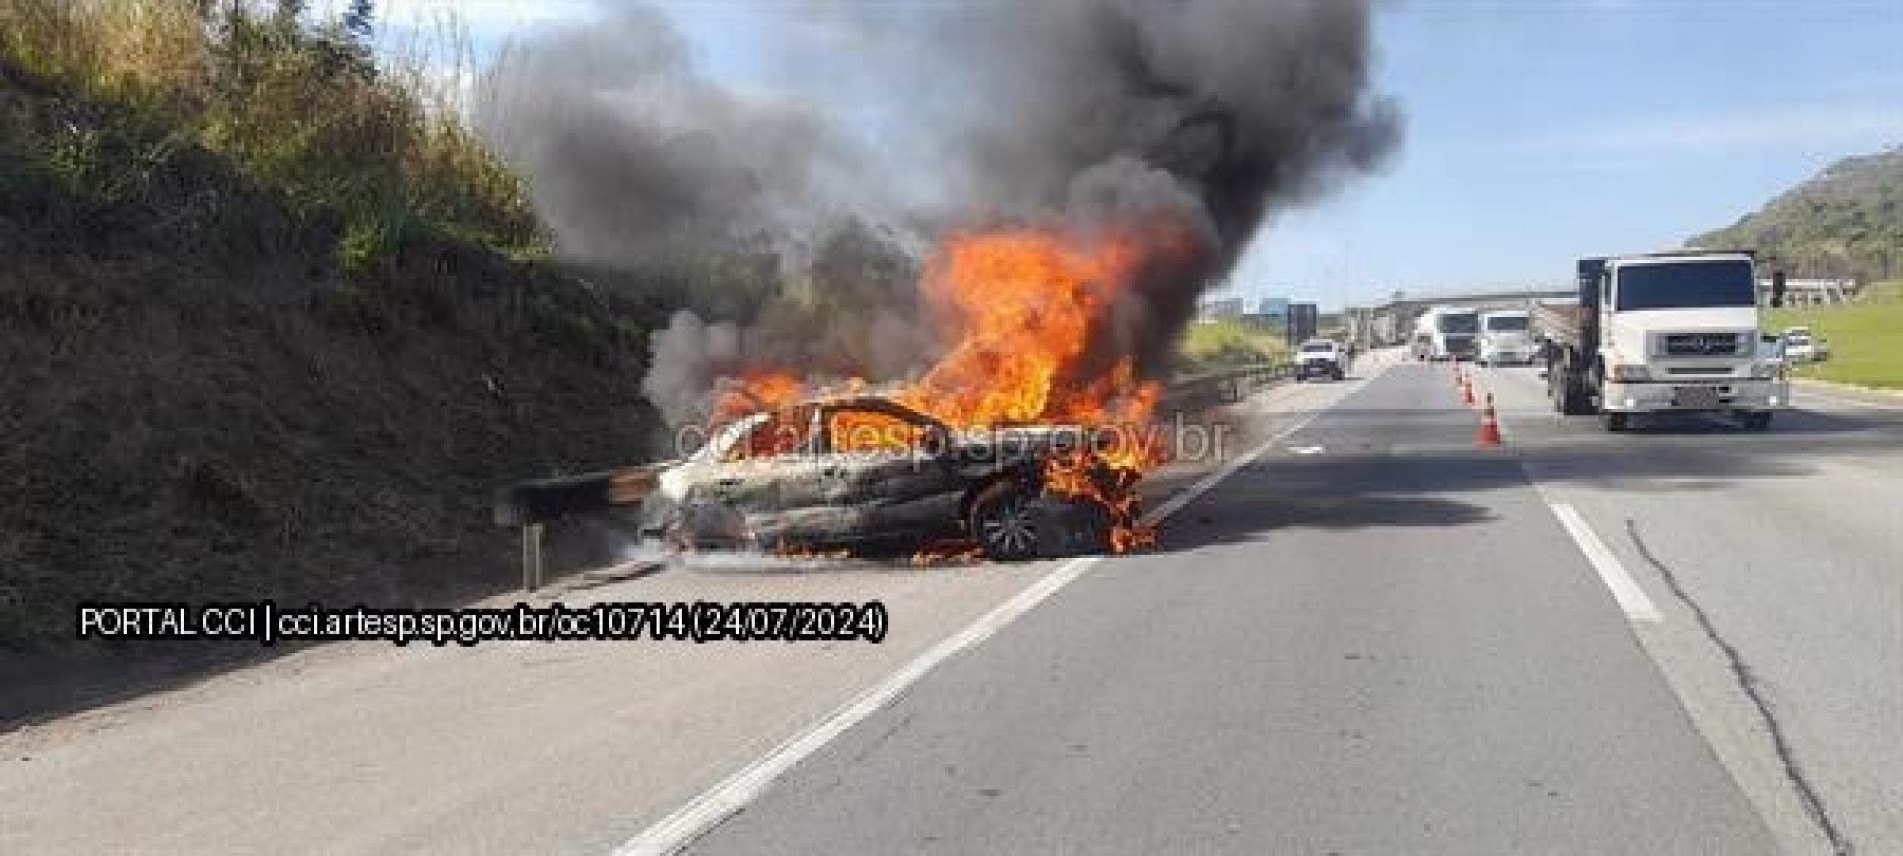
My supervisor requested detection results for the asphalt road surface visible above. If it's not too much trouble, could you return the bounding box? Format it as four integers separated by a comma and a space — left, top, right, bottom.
4, 351, 1897, 855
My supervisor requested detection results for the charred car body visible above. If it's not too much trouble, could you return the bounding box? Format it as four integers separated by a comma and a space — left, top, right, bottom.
502, 396, 1142, 562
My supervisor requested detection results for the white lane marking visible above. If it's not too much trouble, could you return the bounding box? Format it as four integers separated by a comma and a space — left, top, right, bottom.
1140, 380, 1365, 527
614, 554, 1099, 856
616, 361, 1390, 856
1289, 445, 1325, 455
1138, 412, 1325, 527
1544, 500, 1663, 624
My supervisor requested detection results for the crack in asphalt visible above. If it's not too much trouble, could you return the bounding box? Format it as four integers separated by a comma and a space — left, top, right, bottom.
1624, 519, 1853, 856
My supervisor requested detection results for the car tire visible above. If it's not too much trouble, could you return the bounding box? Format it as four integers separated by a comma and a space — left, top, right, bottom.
657, 509, 695, 553
1602, 412, 1629, 432
968, 480, 1040, 562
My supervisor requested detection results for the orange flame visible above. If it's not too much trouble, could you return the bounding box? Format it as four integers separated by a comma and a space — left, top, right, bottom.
709, 368, 806, 430
711, 217, 1203, 554
897, 223, 1193, 429
899, 222, 1195, 549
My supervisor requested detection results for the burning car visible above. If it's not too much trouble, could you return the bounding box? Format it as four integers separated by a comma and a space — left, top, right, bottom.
632, 395, 1144, 561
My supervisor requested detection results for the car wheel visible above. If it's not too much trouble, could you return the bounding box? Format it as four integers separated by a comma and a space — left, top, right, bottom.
969, 480, 1040, 562
1602, 412, 1629, 432
658, 510, 695, 553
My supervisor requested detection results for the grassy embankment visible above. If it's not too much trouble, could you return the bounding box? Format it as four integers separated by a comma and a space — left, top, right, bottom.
1179, 318, 1291, 373
1765, 281, 1903, 390
0, 0, 663, 658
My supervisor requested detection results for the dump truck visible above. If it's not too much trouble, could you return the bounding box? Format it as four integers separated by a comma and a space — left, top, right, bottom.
1534, 251, 1788, 431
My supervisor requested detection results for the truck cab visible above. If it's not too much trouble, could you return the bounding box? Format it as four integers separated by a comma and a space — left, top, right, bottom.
1477, 309, 1534, 366
1545, 251, 1788, 431
1412, 306, 1481, 361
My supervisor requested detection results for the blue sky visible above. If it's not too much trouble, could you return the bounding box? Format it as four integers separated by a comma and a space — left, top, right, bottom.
371, 0, 1903, 311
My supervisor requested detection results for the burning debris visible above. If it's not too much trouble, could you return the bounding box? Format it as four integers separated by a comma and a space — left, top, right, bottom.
482, 0, 1400, 559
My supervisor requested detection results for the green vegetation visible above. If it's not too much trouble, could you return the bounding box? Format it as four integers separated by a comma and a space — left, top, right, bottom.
1689, 144, 1903, 391
1179, 318, 1290, 373
0, 0, 663, 657
1766, 281, 1903, 390
1689, 146, 1903, 283
0, 0, 541, 263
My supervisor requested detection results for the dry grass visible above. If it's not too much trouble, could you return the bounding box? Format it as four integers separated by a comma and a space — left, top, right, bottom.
1, 0, 540, 263
0, 1, 663, 659
1180, 317, 1290, 372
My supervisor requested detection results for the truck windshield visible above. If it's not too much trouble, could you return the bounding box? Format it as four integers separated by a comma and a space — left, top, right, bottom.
1437, 314, 1479, 334
1484, 316, 1528, 332
1615, 261, 1756, 311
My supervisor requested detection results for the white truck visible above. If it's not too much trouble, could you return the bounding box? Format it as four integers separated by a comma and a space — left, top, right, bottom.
1477, 309, 1535, 366
1534, 251, 1788, 431
1410, 306, 1481, 361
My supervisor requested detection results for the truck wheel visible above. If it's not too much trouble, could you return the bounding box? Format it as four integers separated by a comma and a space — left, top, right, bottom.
969, 480, 1040, 562
1602, 412, 1629, 432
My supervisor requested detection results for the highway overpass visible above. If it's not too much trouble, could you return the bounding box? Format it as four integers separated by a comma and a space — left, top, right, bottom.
1344, 288, 1577, 347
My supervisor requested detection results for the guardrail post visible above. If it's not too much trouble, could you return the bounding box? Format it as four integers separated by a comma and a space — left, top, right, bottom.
521, 522, 545, 593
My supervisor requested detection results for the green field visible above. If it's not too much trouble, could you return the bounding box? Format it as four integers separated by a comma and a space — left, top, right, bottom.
1766, 281, 1903, 390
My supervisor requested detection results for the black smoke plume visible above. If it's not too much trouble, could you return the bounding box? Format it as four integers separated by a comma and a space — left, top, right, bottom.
477, 0, 1400, 429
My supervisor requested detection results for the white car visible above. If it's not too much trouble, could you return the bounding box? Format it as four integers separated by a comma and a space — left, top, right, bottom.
1295, 339, 1346, 381
1781, 327, 1831, 363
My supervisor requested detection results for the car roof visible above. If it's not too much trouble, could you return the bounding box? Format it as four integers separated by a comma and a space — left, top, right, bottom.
748, 394, 953, 430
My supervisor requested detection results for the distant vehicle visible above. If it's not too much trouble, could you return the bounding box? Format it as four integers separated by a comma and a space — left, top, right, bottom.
1286, 303, 1321, 344
1781, 327, 1831, 363
1477, 309, 1535, 366
1295, 339, 1346, 382
1533, 251, 1788, 431
1410, 306, 1481, 361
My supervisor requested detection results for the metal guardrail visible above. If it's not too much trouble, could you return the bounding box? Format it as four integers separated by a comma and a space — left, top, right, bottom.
493, 360, 1299, 590
1162, 360, 1294, 408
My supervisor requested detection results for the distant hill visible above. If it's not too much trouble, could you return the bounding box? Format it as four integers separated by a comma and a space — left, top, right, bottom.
1689, 145, 1903, 283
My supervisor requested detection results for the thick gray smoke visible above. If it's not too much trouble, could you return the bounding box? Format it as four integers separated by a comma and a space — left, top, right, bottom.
473, 5, 893, 269
477, 0, 1400, 429
941, 0, 1401, 377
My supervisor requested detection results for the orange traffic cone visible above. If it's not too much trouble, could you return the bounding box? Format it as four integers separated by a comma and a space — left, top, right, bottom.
1477, 393, 1502, 446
